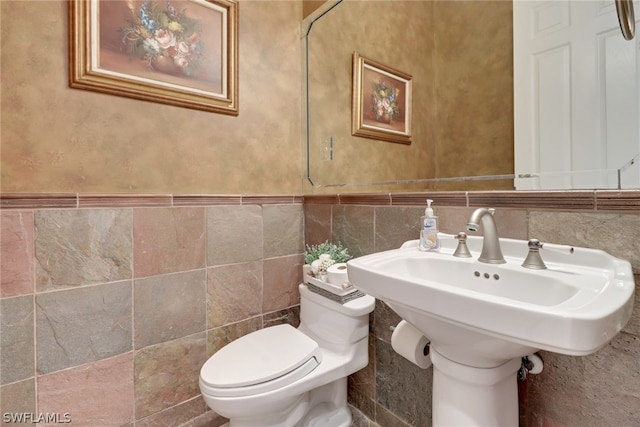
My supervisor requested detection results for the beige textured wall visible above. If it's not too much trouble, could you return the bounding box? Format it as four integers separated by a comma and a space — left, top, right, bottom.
2, 0, 513, 195
1, 0, 303, 194
306, 1, 435, 192
433, 0, 514, 191
306, 0, 514, 193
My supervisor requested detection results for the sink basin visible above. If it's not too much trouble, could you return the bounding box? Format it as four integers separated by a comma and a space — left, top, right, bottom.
348, 231, 634, 427
348, 234, 635, 359
393, 256, 580, 307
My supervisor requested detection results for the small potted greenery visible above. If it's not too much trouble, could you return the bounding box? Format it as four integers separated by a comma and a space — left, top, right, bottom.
303, 241, 352, 282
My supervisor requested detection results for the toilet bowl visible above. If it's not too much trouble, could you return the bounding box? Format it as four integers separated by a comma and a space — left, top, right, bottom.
199, 283, 375, 427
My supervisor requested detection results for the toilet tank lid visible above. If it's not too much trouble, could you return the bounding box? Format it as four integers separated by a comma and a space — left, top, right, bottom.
201, 324, 321, 388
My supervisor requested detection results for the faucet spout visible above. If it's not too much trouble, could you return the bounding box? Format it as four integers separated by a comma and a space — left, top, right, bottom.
466, 208, 506, 264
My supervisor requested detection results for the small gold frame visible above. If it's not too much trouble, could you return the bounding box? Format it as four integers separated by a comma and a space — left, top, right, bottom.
352, 52, 412, 144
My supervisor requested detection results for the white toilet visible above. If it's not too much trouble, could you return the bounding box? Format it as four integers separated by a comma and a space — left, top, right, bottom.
199, 283, 375, 427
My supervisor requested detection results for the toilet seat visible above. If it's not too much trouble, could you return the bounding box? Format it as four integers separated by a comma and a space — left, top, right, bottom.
200, 324, 322, 398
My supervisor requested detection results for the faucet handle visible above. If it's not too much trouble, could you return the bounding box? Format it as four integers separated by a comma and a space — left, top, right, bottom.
522, 239, 546, 269
527, 238, 543, 250
539, 241, 575, 255
453, 232, 472, 258
522, 239, 575, 270
528, 239, 574, 253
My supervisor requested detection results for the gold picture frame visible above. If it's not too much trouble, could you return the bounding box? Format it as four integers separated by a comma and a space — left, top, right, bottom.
352, 52, 412, 144
69, 0, 238, 115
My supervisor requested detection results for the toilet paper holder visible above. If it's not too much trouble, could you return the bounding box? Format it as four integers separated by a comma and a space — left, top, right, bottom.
391, 321, 432, 369
390, 324, 430, 356
518, 353, 544, 380
390, 324, 542, 377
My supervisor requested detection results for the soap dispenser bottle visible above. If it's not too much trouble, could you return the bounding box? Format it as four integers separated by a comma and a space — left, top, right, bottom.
420, 199, 440, 251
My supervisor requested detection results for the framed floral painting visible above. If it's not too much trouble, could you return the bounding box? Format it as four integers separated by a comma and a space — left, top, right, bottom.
69, 0, 238, 115
352, 52, 412, 144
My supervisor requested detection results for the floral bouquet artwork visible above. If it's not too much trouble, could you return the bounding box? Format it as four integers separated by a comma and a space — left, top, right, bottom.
369, 80, 401, 124
70, 0, 237, 114
352, 52, 411, 144
120, 1, 204, 77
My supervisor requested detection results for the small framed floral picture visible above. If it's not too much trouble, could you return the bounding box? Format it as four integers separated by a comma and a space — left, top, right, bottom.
352, 52, 412, 144
69, 0, 238, 115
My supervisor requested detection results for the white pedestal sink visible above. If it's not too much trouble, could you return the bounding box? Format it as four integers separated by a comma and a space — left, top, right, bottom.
347, 235, 635, 427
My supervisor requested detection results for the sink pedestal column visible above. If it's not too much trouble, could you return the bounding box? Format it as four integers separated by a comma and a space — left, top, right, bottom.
430, 350, 521, 427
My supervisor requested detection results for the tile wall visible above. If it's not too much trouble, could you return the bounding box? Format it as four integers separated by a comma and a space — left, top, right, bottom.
305, 191, 640, 427
2, 191, 639, 427
0, 195, 305, 426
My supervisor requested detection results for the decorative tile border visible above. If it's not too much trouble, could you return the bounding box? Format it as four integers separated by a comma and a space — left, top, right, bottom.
309, 190, 640, 211
303, 195, 340, 205
242, 195, 303, 205
173, 194, 242, 206
595, 190, 640, 211
0, 193, 78, 209
467, 191, 596, 210
338, 193, 392, 206
390, 192, 468, 207
0, 193, 304, 210
2, 190, 640, 211
79, 194, 173, 208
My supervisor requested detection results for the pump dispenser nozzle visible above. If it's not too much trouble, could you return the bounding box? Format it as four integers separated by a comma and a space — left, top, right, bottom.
425, 199, 434, 217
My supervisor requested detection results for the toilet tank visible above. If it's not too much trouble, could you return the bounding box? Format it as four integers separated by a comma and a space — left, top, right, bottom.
298, 284, 375, 346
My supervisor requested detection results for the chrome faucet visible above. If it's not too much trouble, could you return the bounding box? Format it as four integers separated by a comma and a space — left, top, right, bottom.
466, 208, 506, 264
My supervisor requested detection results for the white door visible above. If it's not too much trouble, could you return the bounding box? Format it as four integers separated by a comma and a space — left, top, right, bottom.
514, 0, 640, 190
